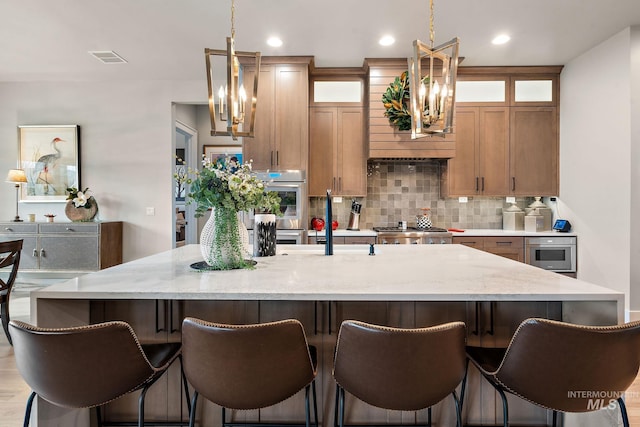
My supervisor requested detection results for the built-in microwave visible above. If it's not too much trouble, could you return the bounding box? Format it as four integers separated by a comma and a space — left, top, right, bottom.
525, 236, 577, 273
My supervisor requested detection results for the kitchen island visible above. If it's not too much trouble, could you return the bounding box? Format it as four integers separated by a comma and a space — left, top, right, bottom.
30, 244, 624, 427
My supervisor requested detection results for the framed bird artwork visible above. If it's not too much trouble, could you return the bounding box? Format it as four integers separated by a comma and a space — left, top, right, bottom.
18, 125, 80, 202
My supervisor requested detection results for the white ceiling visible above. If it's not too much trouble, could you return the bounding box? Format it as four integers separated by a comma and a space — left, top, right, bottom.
1, 0, 640, 82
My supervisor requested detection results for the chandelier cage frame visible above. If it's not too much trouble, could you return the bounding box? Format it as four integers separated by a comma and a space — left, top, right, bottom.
407, 0, 460, 139
205, 0, 261, 140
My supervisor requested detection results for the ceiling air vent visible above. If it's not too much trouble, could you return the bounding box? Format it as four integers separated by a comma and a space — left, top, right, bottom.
88, 51, 127, 64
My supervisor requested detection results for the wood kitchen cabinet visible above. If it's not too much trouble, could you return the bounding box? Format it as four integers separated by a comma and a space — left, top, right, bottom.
510, 106, 558, 196
444, 107, 510, 196
242, 59, 311, 171
309, 107, 366, 196
453, 235, 524, 262
443, 67, 561, 197
0, 221, 122, 273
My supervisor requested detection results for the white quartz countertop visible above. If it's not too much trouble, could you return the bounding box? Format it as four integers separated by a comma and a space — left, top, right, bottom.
449, 228, 577, 237
34, 244, 618, 304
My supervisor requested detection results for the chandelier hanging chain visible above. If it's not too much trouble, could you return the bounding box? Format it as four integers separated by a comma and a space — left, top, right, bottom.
429, 0, 435, 48
231, 0, 236, 40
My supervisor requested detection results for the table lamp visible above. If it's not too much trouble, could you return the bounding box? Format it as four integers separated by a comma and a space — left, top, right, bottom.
6, 169, 27, 222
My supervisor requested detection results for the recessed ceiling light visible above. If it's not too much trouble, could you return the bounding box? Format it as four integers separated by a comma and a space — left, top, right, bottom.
267, 37, 283, 47
379, 35, 395, 47
492, 35, 511, 45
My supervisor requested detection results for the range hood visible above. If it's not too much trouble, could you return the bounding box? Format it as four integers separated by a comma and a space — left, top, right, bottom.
366, 58, 456, 160
367, 134, 456, 159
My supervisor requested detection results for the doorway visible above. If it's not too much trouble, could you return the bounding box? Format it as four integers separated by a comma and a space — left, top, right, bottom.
174, 120, 198, 247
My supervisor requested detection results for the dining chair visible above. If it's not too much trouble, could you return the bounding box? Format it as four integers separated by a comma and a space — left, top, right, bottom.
0, 239, 23, 345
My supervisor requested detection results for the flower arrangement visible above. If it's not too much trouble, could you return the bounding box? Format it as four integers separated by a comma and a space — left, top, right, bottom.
66, 187, 94, 209
65, 187, 98, 222
187, 156, 281, 217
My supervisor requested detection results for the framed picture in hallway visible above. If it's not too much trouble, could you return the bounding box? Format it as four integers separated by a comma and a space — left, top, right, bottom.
18, 125, 80, 202
203, 145, 243, 166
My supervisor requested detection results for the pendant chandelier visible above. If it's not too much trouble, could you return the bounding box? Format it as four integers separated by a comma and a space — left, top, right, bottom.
408, 0, 459, 138
205, 0, 261, 140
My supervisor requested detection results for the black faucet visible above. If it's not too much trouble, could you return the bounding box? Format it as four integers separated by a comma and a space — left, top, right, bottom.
325, 189, 333, 255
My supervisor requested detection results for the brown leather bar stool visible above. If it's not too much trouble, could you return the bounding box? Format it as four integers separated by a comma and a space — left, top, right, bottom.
9, 319, 191, 427
181, 317, 318, 427
463, 317, 640, 427
333, 320, 467, 427
0, 239, 23, 345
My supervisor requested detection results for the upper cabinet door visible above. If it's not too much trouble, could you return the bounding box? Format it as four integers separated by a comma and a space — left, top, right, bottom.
274, 65, 309, 170
509, 107, 558, 196
309, 107, 337, 196
243, 66, 275, 170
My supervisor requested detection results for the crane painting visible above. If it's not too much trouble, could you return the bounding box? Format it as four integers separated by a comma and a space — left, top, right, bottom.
18, 125, 80, 201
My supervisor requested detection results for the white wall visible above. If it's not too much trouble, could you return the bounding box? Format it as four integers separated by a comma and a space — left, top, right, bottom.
559, 28, 632, 311
630, 27, 640, 311
0, 80, 204, 262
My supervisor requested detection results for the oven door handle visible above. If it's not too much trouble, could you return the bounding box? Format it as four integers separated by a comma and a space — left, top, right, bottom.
265, 183, 305, 189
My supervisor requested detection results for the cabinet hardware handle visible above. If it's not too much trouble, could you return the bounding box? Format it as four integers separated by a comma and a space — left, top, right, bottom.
481, 177, 485, 192
475, 177, 479, 192
271, 151, 274, 167
170, 300, 179, 333
496, 241, 512, 246
512, 177, 516, 191
4, 227, 11, 231
155, 300, 166, 333
328, 301, 333, 335
333, 177, 336, 191
66, 227, 73, 231
40, 249, 45, 257
487, 301, 495, 336
33, 249, 38, 257
276, 150, 279, 166
472, 301, 480, 335
314, 301, 318, 335
339, 177, 342, 191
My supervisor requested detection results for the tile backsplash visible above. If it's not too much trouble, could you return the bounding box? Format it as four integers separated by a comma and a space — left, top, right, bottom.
309, 160, 534, 230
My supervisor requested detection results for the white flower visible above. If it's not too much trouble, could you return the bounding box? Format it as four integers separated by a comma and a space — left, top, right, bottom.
73, 191, 88, 207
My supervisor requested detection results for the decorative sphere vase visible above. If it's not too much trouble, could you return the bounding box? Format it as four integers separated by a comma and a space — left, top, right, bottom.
64, 197, 98, 222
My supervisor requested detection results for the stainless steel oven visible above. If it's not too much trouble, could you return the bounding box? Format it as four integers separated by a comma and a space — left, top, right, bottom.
242, 170, 307, 244
525, 236, 577, 273
373, 227, 453, 244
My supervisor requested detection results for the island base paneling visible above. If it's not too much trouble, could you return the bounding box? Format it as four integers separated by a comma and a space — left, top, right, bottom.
31, 295, 622, 427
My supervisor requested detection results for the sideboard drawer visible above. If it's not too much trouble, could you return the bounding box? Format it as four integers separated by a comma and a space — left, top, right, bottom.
1, 223, 38, 233
39, 223, 99, 234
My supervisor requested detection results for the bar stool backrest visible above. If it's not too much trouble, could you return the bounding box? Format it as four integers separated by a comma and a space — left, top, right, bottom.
333, 320, 467, 411
9, 320, 156, 408
495, 318, 640, 413
181, 317, 317, 410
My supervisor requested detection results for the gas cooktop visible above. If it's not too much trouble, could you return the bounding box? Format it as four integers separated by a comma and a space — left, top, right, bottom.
373, 226, 449, 233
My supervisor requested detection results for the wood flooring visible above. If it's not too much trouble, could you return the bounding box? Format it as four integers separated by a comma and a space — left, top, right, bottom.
2, 289, 640, 426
